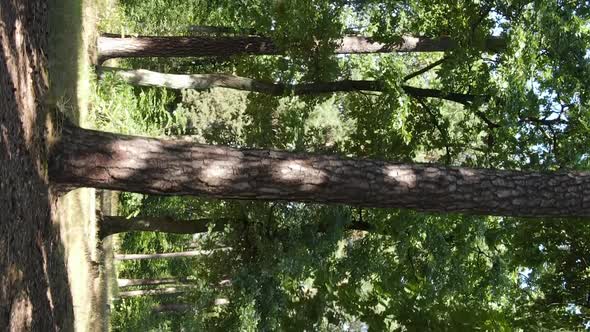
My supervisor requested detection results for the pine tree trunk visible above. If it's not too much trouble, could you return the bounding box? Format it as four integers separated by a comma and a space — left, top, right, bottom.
98, 67, 482, 104
97, 34, 506, 62
49, 124, 590, 217
98, 213, 228, 239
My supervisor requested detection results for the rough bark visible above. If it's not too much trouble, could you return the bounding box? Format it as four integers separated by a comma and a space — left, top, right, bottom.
98, 213, 228, 239
97, 34, 506, 62
117, 278, 189, 288
114, 249, 227, 261
49, 124, 590, 217
99, 66, 482, 104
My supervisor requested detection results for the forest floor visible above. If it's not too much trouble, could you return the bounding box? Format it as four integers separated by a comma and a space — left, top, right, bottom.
0, 0, 113, 330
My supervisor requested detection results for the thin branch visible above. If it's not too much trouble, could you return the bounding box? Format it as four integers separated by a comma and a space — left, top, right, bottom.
417, 98, 452, 164
403, 57, 447, 82
474, 109, 501, 129
519, 116, 567, 127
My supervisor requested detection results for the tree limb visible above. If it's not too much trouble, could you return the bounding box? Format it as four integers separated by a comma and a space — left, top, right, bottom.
403, 57, 447, 82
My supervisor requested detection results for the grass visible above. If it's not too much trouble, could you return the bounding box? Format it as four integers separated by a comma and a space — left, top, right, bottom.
97, 190, 120, 332
47, 0, 177, 329
47, 0, 118, 330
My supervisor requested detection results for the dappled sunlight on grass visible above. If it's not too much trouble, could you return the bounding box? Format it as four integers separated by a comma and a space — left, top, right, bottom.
48, 0, 116, 329
55, 189, 98, 329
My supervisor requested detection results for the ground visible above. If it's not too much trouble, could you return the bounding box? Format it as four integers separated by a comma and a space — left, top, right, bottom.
0, 0, 112, 330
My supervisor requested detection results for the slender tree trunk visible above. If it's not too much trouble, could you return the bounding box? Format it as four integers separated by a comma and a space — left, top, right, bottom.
98, 213, 228, 239
97, 34, 506, 62
114, 249, 228, 261
99, 213, 375, 239
117, 278, 189, 288
98, 67, 482, 104
118, 287, 185, 298
49, 124, 590, 217
152, 303, 192, 314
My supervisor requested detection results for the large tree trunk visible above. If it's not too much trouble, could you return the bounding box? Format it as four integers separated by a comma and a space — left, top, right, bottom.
98, 213, 228, 239
114, 249, 227, 261
98, 67, 482, 105
49, 124, 590, 217
97, 34, 506, 62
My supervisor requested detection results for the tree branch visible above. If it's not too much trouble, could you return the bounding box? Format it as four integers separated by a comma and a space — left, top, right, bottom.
403, 57, 447, 82
474, 109, 500, 129
417, 98, 452, 164
99, 66, 483, 105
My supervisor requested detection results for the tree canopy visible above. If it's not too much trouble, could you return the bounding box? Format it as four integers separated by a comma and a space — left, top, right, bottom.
93, 0, 590, 330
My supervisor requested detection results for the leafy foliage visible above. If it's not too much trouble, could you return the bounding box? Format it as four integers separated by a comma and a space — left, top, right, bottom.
95, 0, 590, 330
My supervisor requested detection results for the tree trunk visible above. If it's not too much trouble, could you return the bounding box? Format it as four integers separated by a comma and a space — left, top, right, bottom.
117, 278, 189, 288
49, 124, 590, 217
98, 67, 482, 105
98, 213, 228, 239
118, 287, 185, 298
99, 213, 374, 239
114, 249, 228, 261
97, 34, 506, 62
152, 303, 192, 314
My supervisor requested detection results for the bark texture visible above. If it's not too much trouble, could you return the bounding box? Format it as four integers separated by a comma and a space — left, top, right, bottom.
97, 34, 506, 62
49, 124, 590, 217
98, 213, 227, 239
99, 67, 481, 104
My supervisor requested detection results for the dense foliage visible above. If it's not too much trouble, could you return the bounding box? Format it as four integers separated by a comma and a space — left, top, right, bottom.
95, 0, 590, 330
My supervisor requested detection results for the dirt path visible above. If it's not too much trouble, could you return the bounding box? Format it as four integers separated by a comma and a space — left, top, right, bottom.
0, 0, 74, 330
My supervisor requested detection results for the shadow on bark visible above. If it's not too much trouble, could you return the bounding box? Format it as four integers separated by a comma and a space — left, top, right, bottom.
49, 123, 590, 217
0, 0, 75, 330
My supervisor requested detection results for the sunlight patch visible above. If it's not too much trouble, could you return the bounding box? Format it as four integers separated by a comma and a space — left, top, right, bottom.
277, 160, 327, 184
202, 159, 238, 185
384, 165, 417, 188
